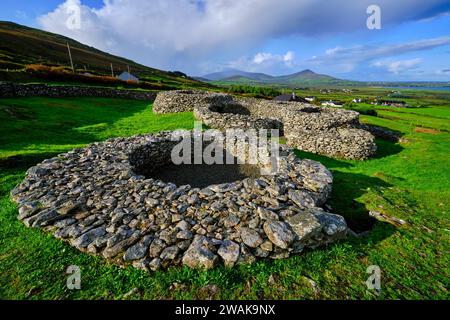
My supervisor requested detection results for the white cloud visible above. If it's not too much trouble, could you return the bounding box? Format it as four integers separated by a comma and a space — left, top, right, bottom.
227, 51, 296, 74
37, 0, 450, 73
310, 37, 450, 72
252, 51, 295, 65
253, 53, 274, 64
372, 58, 423, 74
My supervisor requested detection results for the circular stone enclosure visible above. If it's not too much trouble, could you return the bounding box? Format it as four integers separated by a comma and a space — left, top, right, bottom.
130, 139, 263, 189
12, 131, 348, 271
154, 90, 377, 160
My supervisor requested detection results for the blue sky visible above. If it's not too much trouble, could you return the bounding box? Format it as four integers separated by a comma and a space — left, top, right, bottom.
1, 0, 450, 81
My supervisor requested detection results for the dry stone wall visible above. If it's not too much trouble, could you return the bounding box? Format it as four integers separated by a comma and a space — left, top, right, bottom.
153, 90, 233, 113
194, 103, 283, 131
0, 82, 157, 101
11, 131, 348, 270
153, 90, 377, 160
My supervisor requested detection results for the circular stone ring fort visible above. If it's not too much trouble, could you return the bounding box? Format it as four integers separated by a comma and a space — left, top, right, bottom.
9, 89, 381, 271
153, 90, 377, 160
12, 131, 348, 271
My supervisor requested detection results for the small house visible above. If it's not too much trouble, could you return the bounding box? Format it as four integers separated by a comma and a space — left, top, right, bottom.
321, 101, 343, 108
273, 92, 308, 103
118, 71, 139, 83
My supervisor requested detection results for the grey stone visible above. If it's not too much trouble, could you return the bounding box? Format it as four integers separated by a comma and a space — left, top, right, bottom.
286, 211, 322, 240
315, 212, 348, 240
11, 127, 350, 271
240, 227, 263, 248
288, 190, 316, 208
263, 221, 295, 249
218, 240, 240, 267
72, 227, 106, 248
182, 236, 218, 269
257, 207, 279, 220
18, 202, 41, 220
124, 236, 152, 261
149, 239, 166, 257
224, 214, 240, 228
160, 245, 180, 260
103, 233, 140, 259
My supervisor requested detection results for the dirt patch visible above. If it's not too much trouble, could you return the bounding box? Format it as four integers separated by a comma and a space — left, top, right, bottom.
414, 127, 440, 134
146, 161, 262, 188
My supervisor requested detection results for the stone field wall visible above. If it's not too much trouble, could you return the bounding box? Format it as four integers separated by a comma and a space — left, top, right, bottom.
0, 82, 157, 101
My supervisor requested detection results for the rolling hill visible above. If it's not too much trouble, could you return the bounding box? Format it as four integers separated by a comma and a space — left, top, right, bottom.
202, 68, 358, 87
0, 21, 206, 88
201, 68, 274, 81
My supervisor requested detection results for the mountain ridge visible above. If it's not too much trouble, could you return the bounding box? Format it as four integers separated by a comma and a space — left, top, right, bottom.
200, 68, 348, 86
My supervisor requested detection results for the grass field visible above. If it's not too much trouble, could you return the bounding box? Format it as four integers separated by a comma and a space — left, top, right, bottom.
0, 95, 449, 299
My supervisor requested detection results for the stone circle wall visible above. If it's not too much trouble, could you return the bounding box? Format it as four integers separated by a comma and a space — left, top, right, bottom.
194, 102, 283, 131
11, 131, 348, 271
0, 82, 157, 101
285, 127, 377, 160
153, 90, 233, 113
153, 90, 377, 160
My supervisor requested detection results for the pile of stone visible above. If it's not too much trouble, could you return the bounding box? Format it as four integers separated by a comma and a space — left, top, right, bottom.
11, 131, 348, 271
153, 90, 377, 160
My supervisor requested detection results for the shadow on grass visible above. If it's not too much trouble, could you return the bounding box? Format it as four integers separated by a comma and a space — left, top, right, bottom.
373, 137, 404, 159
294, 149, 354, 169
294, 148, 396, 233
330, 171, 391, 232
0, 97, 150, 153
0, 152, 60, 171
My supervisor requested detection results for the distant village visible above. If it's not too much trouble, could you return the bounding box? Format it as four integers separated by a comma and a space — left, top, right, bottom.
275, 88, 411, 108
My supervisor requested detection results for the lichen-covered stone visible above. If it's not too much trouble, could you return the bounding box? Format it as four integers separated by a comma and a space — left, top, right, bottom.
263, 221, 295, 249
218, 240, 240, 267
181, 236, 218, 269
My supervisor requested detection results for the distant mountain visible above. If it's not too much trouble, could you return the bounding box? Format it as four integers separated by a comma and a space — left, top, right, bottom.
277, 69, 336, 82
203, 68, 356, 87
0, 21, 205, 87
202, 68, 274, 81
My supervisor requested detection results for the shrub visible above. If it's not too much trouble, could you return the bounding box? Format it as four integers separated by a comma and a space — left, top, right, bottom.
344, 102, 378, 116
226, 85, 282, 98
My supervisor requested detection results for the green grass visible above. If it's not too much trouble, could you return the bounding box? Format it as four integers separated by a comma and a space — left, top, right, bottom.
0, 95, 449, 300
0, 97, 195, 158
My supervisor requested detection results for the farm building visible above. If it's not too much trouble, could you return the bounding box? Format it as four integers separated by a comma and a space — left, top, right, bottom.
273, 92, 308, 103
118, 71, 139, 83
321, 101, 343, 107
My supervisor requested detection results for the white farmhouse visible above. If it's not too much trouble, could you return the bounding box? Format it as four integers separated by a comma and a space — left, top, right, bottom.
118, 71, 139, 83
